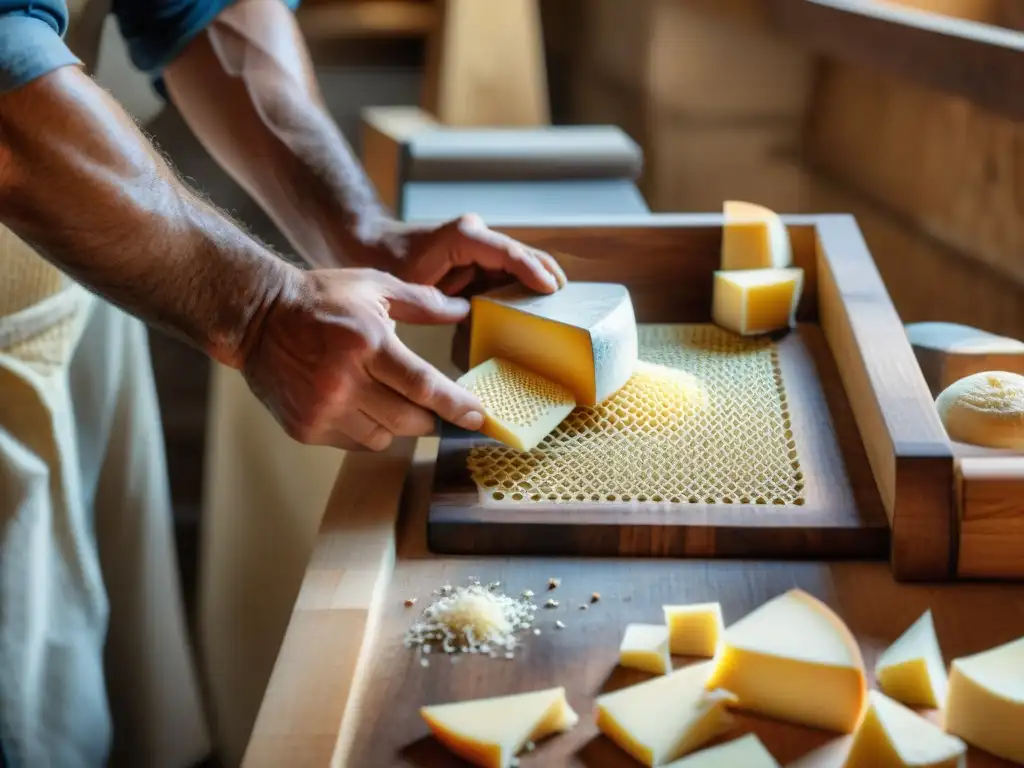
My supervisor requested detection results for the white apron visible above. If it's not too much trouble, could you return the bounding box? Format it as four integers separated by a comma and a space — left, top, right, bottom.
0, 4, 210, 766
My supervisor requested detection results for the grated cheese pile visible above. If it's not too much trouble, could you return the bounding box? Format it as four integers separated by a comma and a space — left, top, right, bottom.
404, 580, 537, 658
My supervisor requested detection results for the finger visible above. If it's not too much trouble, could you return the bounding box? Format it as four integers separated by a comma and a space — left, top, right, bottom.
369, 336, 485, 430
333, 409, 394, 452
377, 274, 471, 325
437, 266, 476, 296
535, 248, 569, 288
359, 380, 437, 437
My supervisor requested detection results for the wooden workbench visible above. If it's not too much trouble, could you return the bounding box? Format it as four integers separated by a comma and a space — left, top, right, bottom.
243, 436, 1024, 767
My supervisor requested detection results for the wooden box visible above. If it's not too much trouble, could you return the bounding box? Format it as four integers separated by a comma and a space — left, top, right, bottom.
428, 214, 962, 582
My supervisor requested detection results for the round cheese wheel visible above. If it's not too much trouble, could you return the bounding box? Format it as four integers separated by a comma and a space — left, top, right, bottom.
935, 371, 1024, 449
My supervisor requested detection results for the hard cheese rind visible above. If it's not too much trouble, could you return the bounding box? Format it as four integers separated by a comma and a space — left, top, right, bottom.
875, 609, 947, 709
595, 660, 737, 767
705, 588, 867, 733
711, 267, 804, 337
944, 635, 1024, 764
664, 603, 723, 658
721, 200, 793, 271
469, 282, 638, 406
842, 690, 966, 768
456, 358, 576, 452
619, 623, 672, 675
663, 733, 781, 768
420, 686, 579, 768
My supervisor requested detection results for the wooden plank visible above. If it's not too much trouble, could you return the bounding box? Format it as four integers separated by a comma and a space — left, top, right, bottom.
360, 106, 441, 214
815, 215, 956, 580
295, 0, 436, 40
957, 455, 1024, 578
429, 325, 888, 559
906, 321, 1024, 397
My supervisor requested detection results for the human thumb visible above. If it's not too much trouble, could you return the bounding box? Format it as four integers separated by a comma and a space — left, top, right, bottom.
383, 276, 471, 325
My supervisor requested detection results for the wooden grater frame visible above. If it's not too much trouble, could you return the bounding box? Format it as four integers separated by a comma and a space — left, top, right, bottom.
428, 214, 960, 582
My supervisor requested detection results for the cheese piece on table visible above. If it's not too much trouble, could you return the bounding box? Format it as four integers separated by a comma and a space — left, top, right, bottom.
711, 268, 804, 337
595, 660, 737, 767
456, 358, 576, 451
875, 609, 947, 708
944, 635, 1024, 764
663, 733, 780, 767
705, 588, 866, 733
420, 686, 579, 768
664, 603, 723, 657
842, 690, 966, 768
469, 282, 638, 406
721, 200, 793, 271
619, 623, 672, 674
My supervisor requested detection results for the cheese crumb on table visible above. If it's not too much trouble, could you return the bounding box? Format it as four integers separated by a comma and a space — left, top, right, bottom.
874, 609, 947, 709
420, 686, 579, 768
842, 690, 966, 768
721, 200, 793, 271
662, 733, 780, 767
619, 623, 672, 675
663, 603, 723, 658
711, 267, 804, 337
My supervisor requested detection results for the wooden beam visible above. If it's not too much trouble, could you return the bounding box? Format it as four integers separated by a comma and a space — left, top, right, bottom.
295, 0, 436, 40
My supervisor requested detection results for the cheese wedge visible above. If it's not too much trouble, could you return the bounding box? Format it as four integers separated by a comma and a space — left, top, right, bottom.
595, 661, 737, 767
875, 610, 947, 708
469, 282, 638, 406
420, 686, 579, 768
711, 267, 804, 337
705, 588, 867, 733
664, 733, 780, 767
620, 623, 672, 675
721, 200, 793, 271
944, 635, 1024, 764
842, 690, 966, 768
456, 358, 576, 451
664, 603, 723, 657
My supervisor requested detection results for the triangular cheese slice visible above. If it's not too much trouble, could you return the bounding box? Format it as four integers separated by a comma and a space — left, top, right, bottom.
595, 660, 737, 767
705, 588, 866, 732
843, 690, 966, 768
944, 635, 1024, 764
875, 610, 947, 708
721, 200, 793, 271
664, 733, 780, 767
420, 686, 579, 768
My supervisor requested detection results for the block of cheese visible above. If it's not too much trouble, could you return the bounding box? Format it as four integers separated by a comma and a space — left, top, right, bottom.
704, 588, 867, 733
469, 282, 638, 406
420, 686, 579, 768
875, 610, 947, 709
944, 635, 1024, 764
620, 623, 672, 675
721, 200, 793, 271
595, 661, 737, 767
711, 268, 804, 337
935, 371, 1024, 449
456, 358, 576, 451
842, 690, 966, 768
664, 603, 723, 658
663, 734, 780, 768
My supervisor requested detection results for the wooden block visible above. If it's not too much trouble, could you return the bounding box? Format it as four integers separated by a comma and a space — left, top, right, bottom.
295, 0, 436, 40
957, 456, 1024, 578
360, 106, 440, 213
906, 321, 1024, 396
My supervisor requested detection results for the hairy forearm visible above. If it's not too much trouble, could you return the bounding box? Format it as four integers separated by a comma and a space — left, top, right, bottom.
164, 0, 392, 270
0, 65, 300, 368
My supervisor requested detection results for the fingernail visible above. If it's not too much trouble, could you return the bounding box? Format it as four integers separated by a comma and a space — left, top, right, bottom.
457, 411, 484, 430
446, 296, 471, 313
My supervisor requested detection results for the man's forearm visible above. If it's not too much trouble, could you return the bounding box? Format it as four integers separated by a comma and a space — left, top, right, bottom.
0, 65, 300, 369
164, 0, 393, 271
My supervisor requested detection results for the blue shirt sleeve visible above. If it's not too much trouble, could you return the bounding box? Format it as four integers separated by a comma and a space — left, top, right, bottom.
0, 1, 81, 94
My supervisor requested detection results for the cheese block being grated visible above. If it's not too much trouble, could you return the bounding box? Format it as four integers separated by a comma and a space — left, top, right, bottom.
456, 358, 576, 452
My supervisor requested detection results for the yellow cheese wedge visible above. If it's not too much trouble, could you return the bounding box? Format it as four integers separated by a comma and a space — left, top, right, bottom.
664, 603, 723, 657
619, 623, 672, 675
456, 357, 576, 451
711, 267, 804, 337
944, 635, 1024, 764
663, 733, 781, 767
420, 686, 579, 768
469, 282, 638, 406
595, 661, 738, 767
721, 200, 793, 271
875, 609, 947, 709
705, 588, 867, 733
842, 690, 966, 768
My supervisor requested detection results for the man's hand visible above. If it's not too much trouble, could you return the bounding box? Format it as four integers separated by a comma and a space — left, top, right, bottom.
242, 268, 486, 451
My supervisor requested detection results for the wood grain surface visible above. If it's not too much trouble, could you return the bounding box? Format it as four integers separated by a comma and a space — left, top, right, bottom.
428, 324, 889, 560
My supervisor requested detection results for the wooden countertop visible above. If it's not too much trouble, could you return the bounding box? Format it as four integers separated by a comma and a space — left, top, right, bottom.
243, 437, 1024, 767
